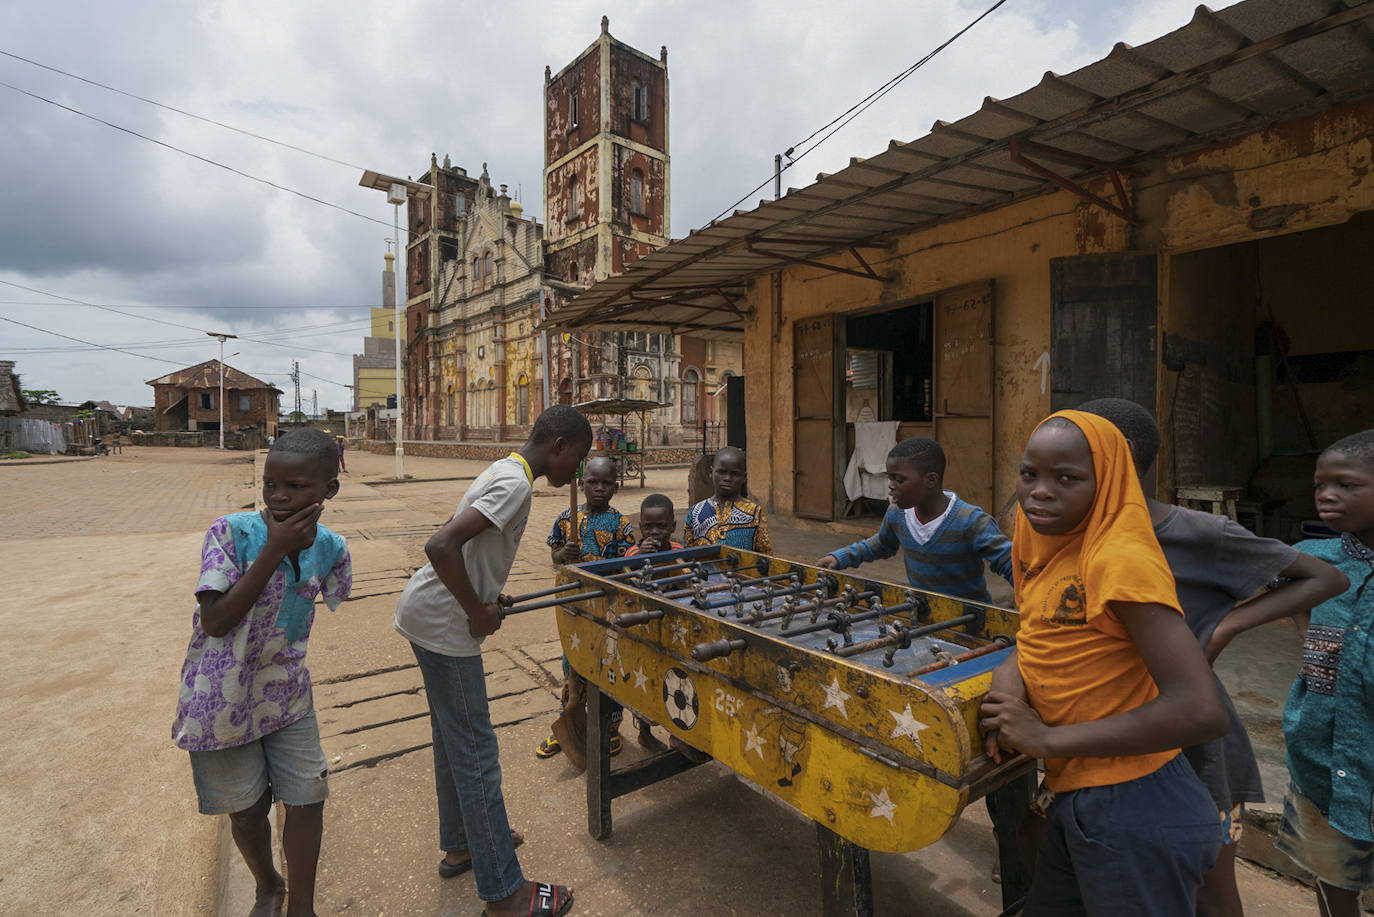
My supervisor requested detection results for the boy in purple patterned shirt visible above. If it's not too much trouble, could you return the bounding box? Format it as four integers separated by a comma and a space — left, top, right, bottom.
172, 429, 351, 917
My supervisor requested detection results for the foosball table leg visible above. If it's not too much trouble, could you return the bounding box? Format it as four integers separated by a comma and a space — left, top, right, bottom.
992, 764, 1037, 912
587, 679, 614, 840
816, 822, 875, 917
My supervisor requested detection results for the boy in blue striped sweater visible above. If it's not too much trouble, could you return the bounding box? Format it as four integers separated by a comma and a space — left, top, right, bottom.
816, 436, 1012, 603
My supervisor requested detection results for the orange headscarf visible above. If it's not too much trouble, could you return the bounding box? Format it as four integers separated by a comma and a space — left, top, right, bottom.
1014, 410, 1183, 791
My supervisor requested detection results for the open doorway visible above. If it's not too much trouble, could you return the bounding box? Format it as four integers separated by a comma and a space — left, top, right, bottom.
790, 283, 994, 522
1160, 210, 1374, 541
840, 303, 934, 519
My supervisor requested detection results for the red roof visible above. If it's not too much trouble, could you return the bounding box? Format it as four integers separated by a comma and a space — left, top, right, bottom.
146, 360, 281, 392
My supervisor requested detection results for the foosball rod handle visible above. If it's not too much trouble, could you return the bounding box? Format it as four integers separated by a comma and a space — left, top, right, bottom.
691, 638, 748, 662
615, 608, 665, 627
500, 581, 585, 606
500, 590, 606, 616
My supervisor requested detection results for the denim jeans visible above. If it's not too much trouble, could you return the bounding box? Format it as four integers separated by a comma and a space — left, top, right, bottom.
411, 642, 524, 902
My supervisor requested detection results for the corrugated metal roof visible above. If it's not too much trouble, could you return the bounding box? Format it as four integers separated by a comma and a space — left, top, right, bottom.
146, 359, 281, 392
548, 0, 1374, 340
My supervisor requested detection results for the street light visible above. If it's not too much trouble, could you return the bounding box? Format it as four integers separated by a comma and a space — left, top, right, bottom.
207, 332, 238, 450
358, 169, 435, 479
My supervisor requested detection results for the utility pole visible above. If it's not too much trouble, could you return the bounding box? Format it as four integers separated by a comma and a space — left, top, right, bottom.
311, 390, 318, 419
290, 361, 302, 420
206, 332, 237, 450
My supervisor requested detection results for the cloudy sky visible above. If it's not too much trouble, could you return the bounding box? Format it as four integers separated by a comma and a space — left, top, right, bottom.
0, 0, 1235, 411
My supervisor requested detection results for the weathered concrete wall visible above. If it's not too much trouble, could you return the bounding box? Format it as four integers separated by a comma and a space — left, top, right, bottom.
355, 439, 697, 465
748, 96, 1374, 522
745, 191, 1086, 518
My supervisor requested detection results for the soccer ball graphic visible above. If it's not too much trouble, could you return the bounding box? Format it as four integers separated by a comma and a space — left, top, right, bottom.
662, 667, 699, 730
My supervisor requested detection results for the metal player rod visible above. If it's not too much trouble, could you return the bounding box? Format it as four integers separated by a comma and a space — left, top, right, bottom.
774, 594, 894, 637
830, 612, 978, 658
664, 570, 795, 600
644, 560, 739, 590
906, 635, 1015, 678
697, 579, 828, 611
500, 590, 606, 616
609, 560, 693, 582
501, 582, 585, 605
746, 592, 870, 627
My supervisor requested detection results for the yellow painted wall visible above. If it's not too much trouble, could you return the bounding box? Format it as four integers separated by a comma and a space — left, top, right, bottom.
748, 97, 1374, 522
356, 368, 396, 407
370, 307, 396, 339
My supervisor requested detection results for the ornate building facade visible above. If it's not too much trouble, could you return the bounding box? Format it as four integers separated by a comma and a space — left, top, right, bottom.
382, 19, 741, 444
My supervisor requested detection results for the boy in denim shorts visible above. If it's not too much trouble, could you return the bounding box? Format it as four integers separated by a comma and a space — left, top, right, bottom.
172, 429, 351, 917
1278, 429, 1373, 917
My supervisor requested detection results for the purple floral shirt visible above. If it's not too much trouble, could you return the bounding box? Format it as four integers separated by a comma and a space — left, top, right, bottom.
172, 513, 351, 752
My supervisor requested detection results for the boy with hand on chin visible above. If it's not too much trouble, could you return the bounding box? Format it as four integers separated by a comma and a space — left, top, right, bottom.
625, 493, 682, 557
538, 456, 635, 759
173, 429, 352, 917
394, 405, 589, 917
623, 493, 683, 750
817, 436, 1011, 604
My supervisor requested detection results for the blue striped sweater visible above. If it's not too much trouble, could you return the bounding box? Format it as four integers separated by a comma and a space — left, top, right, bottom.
826, 497, 1012, 603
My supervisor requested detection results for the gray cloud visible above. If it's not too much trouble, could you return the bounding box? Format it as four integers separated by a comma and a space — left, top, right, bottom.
0, 0, 1238, 409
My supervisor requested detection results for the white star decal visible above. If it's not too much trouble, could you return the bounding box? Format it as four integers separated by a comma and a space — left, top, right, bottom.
889, 704, 929, 748
569, 632, 580, 652
670, 619, 688, 646
743, 722, 765, 760
868, 787, 897, 823
631, 665, 649, 691
821, 678, 852, 718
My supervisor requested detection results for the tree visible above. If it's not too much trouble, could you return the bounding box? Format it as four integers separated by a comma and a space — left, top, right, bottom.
22, 389, 60, 405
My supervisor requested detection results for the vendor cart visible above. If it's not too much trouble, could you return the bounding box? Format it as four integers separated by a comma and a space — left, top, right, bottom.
572, 397, 670, 488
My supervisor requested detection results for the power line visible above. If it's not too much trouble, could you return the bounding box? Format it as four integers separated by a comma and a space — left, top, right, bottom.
0, 300, 388, 310
0, 279, 372, 350
712, 0, 1011, 221
0, 314, 185, 365
0, 278, 210, 334
0, 78, 399, 233
0, 48, 367, 171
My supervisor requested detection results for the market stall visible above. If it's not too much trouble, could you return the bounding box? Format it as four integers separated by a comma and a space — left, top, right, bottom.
572, 397, 670, 488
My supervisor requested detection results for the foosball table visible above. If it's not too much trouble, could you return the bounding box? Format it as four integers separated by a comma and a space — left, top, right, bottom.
502, 544, 1036, 916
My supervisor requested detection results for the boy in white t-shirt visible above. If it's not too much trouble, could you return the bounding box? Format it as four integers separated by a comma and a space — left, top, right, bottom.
394, 405, 590, 917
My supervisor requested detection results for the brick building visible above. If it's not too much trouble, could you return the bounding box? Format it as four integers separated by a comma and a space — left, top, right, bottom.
147, 360, 280, 436
378, 18, 742, 446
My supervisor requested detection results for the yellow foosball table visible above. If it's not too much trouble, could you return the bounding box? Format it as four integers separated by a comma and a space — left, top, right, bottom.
503, 544, 1035, 916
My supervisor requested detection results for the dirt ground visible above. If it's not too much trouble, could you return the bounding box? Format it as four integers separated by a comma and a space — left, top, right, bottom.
0, 445, 1318, 915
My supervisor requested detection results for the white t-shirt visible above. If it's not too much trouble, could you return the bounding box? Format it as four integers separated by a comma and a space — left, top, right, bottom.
394, 455, 533, 657
905, 490, 957, 545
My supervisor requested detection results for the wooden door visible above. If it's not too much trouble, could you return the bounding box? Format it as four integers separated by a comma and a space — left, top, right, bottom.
793, 316, 844, 520
1050, 252, 1158, 494
933, 281, 995, 512
1049, 253, 1157, 411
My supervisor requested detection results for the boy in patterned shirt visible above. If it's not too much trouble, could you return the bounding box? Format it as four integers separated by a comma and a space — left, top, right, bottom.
685, 446, 771, 552
172, 429, 352, 917
1277, 429, 1373, 917
538, 456, 634, 758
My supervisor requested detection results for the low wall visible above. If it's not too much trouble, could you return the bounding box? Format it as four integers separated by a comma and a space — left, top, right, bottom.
354, 439, 698, 466
129, 430, 264, 450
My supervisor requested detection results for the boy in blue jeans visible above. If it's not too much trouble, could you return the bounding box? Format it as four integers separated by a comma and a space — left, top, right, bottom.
173, 429, 352, 917
1277, 429, 1372, 917
817, 436, 1011, 603
394, 405, 589, 917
